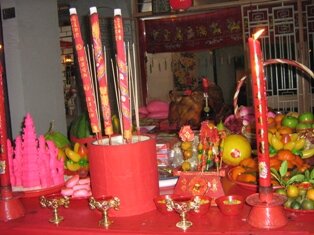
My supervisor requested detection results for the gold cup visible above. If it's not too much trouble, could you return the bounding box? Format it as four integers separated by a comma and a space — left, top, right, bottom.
165, 196, 201, 230
39, 194, 70, 225
89, 196, 120, 228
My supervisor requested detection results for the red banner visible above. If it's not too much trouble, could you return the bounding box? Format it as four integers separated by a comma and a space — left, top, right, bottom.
144, 7, 242, 53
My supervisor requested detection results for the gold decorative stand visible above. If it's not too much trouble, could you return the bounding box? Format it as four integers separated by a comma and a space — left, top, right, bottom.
165, 196, 201, 230
89, 196, 120, 228
39, 194, 70, 225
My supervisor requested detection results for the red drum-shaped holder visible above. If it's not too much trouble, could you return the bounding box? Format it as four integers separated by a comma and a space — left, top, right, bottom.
88, 135, 159, 217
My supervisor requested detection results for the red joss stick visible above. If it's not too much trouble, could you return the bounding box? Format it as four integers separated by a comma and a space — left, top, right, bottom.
114, 9, 132, 141
90, 7, 113, 137
69, 8, 101, 135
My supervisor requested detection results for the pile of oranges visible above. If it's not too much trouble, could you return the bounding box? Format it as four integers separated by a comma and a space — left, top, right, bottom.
230, 152, 309, 186
276, 184, 314, 210
229, 158, 258, 184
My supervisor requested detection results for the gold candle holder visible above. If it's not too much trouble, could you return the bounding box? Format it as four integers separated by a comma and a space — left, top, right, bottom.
165, 196, 201, 230
89, 196, 120, 228
39, 194, 70, 225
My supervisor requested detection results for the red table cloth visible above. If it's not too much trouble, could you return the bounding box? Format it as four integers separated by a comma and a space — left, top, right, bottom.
1, 177, 314, 235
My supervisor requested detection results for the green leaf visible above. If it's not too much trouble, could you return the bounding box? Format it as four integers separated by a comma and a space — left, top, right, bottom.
270, 168, 284, 186
310, 169, 314, 180
270, 168, 280, 179
279, 160, 288, 177
304, 170, 310, 181
286, 174, 305, 185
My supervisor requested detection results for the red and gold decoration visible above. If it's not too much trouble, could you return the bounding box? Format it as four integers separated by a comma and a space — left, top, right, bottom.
143, 7, 242, 53
174, 122, 226, 202
248, 29, 271, 192
90, 7, 113, 137
246, 29, 287, 229
69, 8, 101, 136
114, 9, 132, 142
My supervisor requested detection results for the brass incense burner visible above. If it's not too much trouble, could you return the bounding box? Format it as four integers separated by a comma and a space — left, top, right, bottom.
39, 194, 70, 225
89, 196, 120, 228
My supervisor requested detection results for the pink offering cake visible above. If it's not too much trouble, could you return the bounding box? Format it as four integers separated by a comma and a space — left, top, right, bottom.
7, 113, 64, 191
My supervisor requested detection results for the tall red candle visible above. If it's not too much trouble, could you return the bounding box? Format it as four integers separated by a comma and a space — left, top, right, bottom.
114, 9, 132, 141
69, 8, 100, 135
0, 64, 10, 188
248, 29, 271, 189
90, 7, 113, 137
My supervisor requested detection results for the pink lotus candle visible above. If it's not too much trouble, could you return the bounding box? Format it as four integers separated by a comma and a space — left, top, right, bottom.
90, 7, 113, 137
70, 8, 100, 135
248, 29, 272, 198
114, 9, 132, 141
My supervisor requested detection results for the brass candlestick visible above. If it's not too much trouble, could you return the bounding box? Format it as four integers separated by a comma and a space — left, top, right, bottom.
39, 194, 70, 225
89, 196, 120, 228
165, 196, 201, 230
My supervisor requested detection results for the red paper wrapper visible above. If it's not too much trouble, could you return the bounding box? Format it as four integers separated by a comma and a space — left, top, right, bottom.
114, 9, 132, 141
70, 8, 100, 134
90, 7, 113, 136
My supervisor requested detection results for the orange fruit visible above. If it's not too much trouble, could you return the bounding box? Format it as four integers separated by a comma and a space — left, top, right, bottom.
181, 141, 192, 151
231, 166, 246, 181
181, 161, 191, 171
301, 199, 314, 210
278, 126, 293, 135
275, 188, 287, 196
236, 173, 256, 183
268, 127, 277, 134
183, 150, 193, 160
239, 158, 257, 170
306, 188, 314, 200
277, 149, 296, 161
269, 157, 282, 171
267, 117, 275, 128
275, 113, 285, 124
286, 185, 299, 198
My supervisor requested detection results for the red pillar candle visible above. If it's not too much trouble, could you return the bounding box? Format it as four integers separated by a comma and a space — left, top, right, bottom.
248, 30, 272, 191
114, 9, 132, 141
90, 7, 113, 137
69, 8, 100, 135
0, 64, 10, 188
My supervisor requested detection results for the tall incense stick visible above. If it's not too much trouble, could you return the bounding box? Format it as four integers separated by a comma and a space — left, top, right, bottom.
114, 8, 132, 142
69, 8, 101, 138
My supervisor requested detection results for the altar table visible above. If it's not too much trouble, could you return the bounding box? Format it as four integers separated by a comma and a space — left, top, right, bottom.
1, 177, 314, 235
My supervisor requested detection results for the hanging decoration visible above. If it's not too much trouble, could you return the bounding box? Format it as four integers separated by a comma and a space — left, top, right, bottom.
143, 7, 242, 53
169, 0, 193, 11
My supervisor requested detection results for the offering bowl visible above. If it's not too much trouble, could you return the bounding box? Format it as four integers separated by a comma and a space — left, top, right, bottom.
154, 194, 181, 214
215, 194, 244, 216
190, 195, 212, 215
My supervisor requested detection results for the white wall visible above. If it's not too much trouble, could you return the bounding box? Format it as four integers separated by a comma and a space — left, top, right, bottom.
1, 0, 67, 138
146, 52, 173, 102
215, 45, 244, 104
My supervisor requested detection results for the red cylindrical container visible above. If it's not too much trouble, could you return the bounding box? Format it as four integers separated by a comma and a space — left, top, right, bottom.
88, 135, 159, 217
